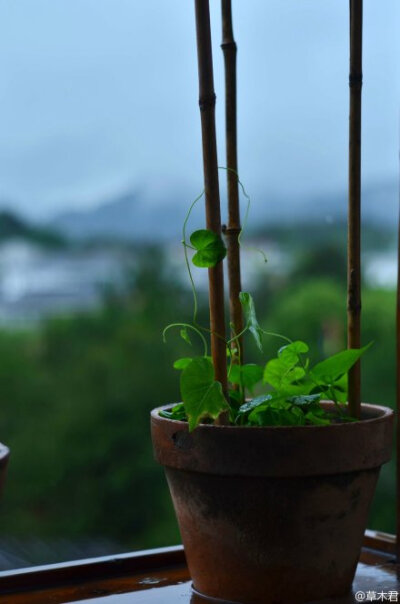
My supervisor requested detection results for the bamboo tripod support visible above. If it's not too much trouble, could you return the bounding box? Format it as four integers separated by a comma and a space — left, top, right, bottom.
221, 0, 244, 361
348, 0, 363, 419
194, 0, 228, 399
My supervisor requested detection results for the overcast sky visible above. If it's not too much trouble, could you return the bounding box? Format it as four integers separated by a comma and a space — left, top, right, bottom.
0, 0, 398, 219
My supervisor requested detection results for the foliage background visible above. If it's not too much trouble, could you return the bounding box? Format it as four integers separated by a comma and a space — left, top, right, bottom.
0, 231, 396, 566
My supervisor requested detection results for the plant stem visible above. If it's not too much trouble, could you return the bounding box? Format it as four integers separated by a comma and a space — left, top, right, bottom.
162, 323, 208, 357
221, 0, 244, 363
182, 189, 205, 326
194, 0, 228, 405
347, 0, 363, 419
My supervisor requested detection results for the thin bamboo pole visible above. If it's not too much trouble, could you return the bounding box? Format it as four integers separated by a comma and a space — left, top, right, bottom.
347, 0, 363, 419
396, 174, 400, 562
194, 0, 228, 398
221, 0, 244, 362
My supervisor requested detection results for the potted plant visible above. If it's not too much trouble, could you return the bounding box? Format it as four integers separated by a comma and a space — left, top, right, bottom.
151, 2, 393, 603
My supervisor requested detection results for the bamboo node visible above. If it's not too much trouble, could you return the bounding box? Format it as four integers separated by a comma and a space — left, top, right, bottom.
199, 92, 216, 111
349, 73, 363, 89
221, 41, 237, 52
222, 225, 241, 236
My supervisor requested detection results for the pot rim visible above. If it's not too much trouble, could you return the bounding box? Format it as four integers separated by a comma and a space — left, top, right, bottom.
151, 401, 393, 431
151, 401, 394, 476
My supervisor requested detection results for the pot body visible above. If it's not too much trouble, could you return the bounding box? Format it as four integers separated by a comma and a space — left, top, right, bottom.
0, 443, 9, 498
151, 402, 393, 604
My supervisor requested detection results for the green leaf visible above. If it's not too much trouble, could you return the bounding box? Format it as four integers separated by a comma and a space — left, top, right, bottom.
229, 363, 263, 392
251, 404, 304, 426
330, 373, 348, 403
173, 357, 193, 370
310, 343, 372, 384
305, 411, 331, 426
235, 391, 334, 427
228, 364, 241, 384
263, 360, 305, 393
180, 328, 192, 346
180, 357, 229, 431
278, 341, 309, 364
263, 340, 309, 394
159, 403, 187, 421
237, 394, 272, 418
174, 356, 212, 370
242, 364, 264, 389
228, 389, 242, 408
287, 393, 322, 407
239, 292, 263, 352
290, 405, 306, 424
239, 394, 290, 425
190, 229, 227, 268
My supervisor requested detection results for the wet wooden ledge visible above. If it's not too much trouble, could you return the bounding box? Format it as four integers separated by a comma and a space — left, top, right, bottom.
0, 535, 397, 603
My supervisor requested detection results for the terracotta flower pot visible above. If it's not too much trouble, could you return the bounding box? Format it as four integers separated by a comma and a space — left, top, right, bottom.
151, 402, 393, 604
0, 443, 9, 498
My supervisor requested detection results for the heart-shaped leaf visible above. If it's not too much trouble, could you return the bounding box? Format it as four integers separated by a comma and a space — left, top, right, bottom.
190, 230, 227, 268
180, 357, 228, 431
264, 360, 305, 392
278, 341, 309, 363
263, 340, 309, 394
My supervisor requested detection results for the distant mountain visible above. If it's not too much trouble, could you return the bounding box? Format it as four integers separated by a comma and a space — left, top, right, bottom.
296, 181, 398, 227
48, 181, 398, 243
249, 181, 399, 227
0, 210, 66, 248
49, 190, 195, 243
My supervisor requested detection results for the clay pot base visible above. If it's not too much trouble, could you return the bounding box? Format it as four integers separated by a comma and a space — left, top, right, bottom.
191, 585, 242, 603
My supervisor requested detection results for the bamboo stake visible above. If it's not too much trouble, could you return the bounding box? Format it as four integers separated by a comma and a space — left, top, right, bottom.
194, 0, 228, 398
221, 0, 244, 362
347, 0, 363, 418
396, 176, 400, 562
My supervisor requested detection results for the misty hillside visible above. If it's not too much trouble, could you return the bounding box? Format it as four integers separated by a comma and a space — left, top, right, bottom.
48, 181, 398, 243
0, 211, 66, 248
49, 191, 194, 243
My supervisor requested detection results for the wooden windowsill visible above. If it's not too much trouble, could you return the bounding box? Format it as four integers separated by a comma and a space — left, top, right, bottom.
0, 535, 397, 603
